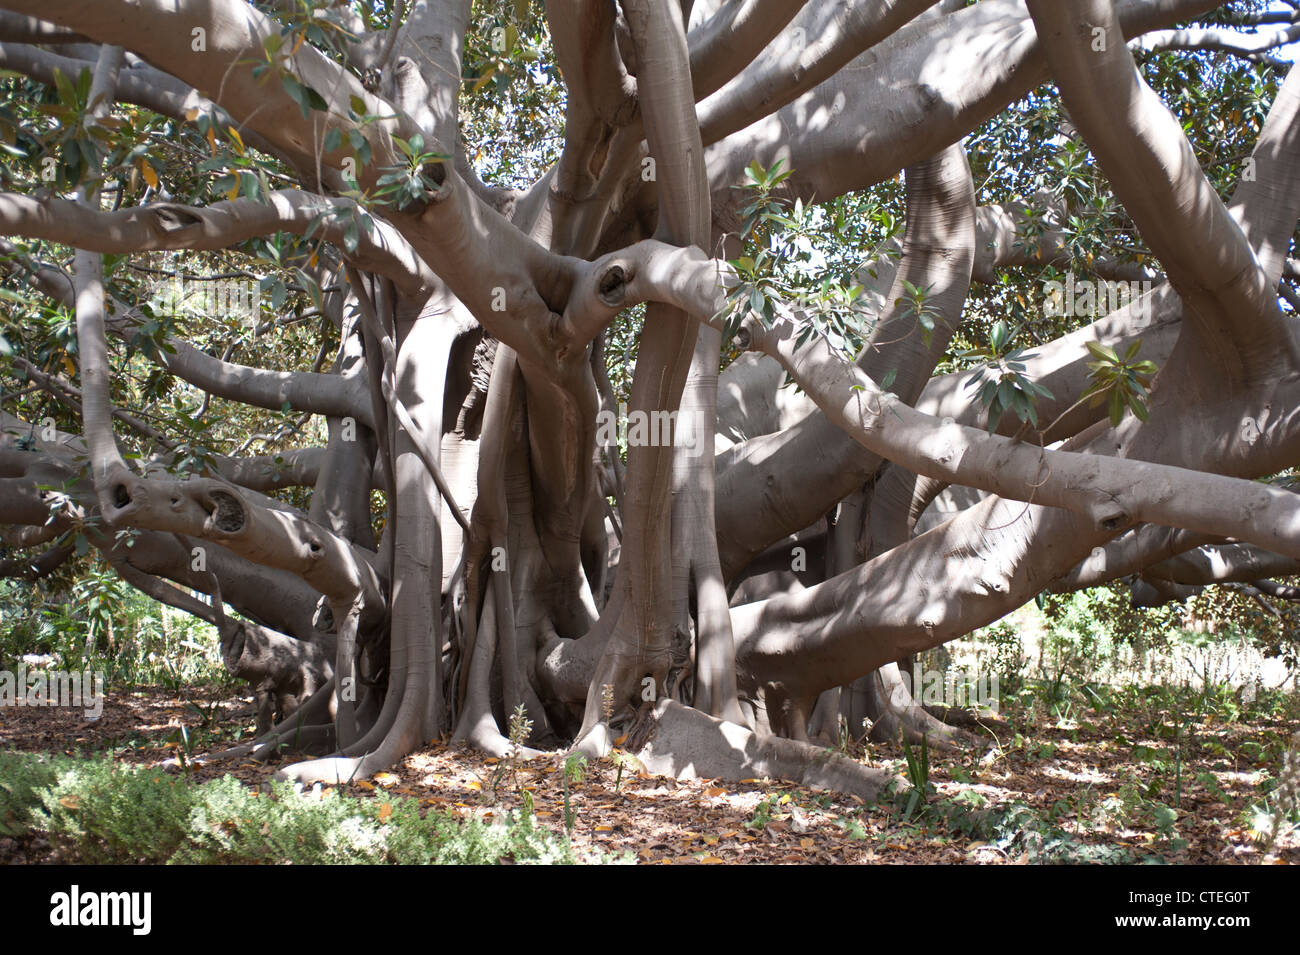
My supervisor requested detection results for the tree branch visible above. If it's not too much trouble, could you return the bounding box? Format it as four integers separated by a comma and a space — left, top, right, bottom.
0, 190, 434, 296
687, 0, 808, 100
1026, 0, 1289, 376
698, 0, 939, 145
740, 314, 1300, 560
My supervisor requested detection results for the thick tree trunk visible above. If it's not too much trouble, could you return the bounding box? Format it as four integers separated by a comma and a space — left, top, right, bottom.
4, 0, 1299, 798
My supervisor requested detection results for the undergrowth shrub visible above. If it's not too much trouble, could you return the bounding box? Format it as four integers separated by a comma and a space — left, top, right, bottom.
0, 751, 621, 864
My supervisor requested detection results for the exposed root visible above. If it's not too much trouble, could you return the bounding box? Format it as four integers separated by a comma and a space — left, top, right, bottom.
251, 722, 336, 760
571, 718, 617, 760
866, 663, 977, 752
632, 699, 893, 800
273, 755, 369, 786
922, 704, 1009, 731
168, 677, 339, 771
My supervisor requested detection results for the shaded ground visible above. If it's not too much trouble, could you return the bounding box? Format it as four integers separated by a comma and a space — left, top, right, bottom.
1, 683, 1297, 864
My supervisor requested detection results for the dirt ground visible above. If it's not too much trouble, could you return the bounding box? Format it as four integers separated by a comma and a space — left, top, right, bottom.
1, 684, 1297, 864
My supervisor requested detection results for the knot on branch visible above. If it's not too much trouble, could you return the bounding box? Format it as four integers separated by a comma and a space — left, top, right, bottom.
597, 264, 628, 307
914, 83, 941, 115
302, 534, 324, 561
421, 160, 447, 190
205, 488, 246, 534
735, 316, 793, 354
99, 466, 142, 525
151, 205, 205, 233
546, 311, 573, 362
1087, 496, 1131, 534
313, 598, 335, 634
733, 325, 753, 350
409, 166, 452, 216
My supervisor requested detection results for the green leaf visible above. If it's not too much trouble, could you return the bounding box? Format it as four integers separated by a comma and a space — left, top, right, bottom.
1108, 387, 1125, 426
51, 67, 78, 108
282, 72, 306, 107
990, 321, 1008, 354
1021, 396, 1038, 427
1085, 340, 1119, 364
987, 401, 1004, 433
302, 84, 329, 113
74, 66, 92, 105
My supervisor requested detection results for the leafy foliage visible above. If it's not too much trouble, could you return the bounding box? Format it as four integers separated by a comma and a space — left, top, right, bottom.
0, 751, 622, 864
715, 159, 892, 360
961, 320, 1054, 431
1082, 339, 1159, 426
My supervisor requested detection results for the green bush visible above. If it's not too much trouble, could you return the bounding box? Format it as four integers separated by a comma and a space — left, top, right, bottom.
34, 757, 195, 863
1, 566, 231, 689
0, 750, 63, 836
978, 619, 1027, 691
0, 751, 622, 865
